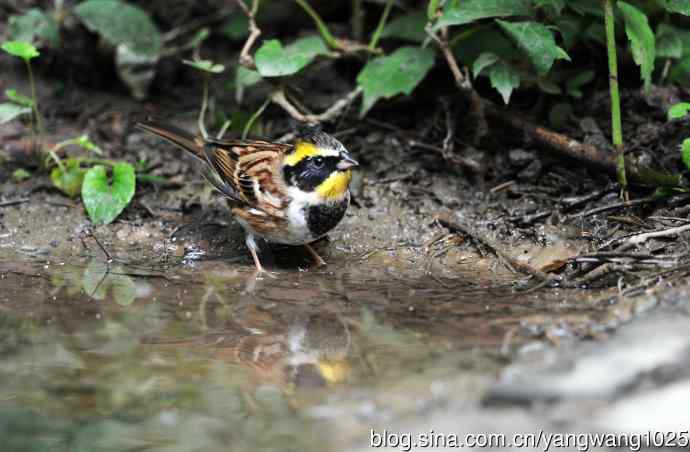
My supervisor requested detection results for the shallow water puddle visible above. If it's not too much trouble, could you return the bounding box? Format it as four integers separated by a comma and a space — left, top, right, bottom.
0, 254, 608, 451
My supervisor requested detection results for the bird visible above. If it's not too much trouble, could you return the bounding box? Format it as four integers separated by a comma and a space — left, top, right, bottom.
136, 120, 358, 274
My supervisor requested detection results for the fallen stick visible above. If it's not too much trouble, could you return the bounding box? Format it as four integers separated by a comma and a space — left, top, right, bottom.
486, 107, 684, 188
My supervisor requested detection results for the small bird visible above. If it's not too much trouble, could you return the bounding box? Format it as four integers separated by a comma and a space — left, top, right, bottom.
136, 121, 358, 273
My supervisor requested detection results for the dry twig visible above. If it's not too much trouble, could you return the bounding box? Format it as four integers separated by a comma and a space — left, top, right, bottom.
270, 87, 362, 124
234, 0, 261, 69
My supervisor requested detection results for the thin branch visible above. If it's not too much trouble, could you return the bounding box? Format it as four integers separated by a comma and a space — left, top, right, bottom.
435, 213, 553, 282
425, 23, 487, 143
270, 86, 362, 124
368, 0, 395, 51
235, 0, 261, 69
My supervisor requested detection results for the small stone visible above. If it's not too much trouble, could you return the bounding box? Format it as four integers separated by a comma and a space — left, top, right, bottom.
508, 149, 534, 168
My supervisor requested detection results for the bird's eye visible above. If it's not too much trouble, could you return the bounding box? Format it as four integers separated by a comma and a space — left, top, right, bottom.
313, 156, 325, 168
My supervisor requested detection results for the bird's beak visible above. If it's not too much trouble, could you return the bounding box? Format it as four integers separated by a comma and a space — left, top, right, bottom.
337, 152, 358, 170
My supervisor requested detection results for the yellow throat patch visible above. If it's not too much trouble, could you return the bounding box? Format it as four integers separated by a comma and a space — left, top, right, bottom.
316, 170, 352, 200
284, 141, 319, 166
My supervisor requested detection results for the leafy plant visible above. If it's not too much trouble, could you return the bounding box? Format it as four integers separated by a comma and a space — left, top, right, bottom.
82, 163, 136, 225
668, 102, 690, 173
2, 36, 137, 225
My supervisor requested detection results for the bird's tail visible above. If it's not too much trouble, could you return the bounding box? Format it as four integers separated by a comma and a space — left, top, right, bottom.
136, 120, 204, 159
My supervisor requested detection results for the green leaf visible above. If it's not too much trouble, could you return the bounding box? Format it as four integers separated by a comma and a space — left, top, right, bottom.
656, 23, 683, 59
0, 102, 31, 124
534, 0, 566, 16
8, 8, 60, 47
668, 102, 690, 120
75, 0, 162, 56
663, 0, 690, 15
82, 163, 136, 225
74, 134, 102, 154
234, 66, 263, 104
428, 0, 442, 20
683, 138, 690, 171
472, 52, 500, 77
565, 69, 595, 98
255, 36, 328, 77
222, 14, 249, 40
436, 0, 531, 29
489, 61, 521, 104
617, 1, 655, 91
1, 40, 40, 60
51, 159, 85, 198
496, 20, 570, 75
182, 59, 225, 74
5, 89, 34, 107
381, 11, 428, 43
566, 0, 604, 17
537, 78, 562, 95
356, 46, 435, 116
12, 168, 31, 182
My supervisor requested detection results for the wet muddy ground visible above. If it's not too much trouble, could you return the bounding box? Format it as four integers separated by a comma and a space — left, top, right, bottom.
3, 25, 690, 452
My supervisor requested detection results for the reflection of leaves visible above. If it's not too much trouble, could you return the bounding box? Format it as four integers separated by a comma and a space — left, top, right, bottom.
82, 260, 136, 306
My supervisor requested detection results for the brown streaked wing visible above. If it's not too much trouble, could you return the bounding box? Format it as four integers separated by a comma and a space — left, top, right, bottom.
203, 140, 292, 211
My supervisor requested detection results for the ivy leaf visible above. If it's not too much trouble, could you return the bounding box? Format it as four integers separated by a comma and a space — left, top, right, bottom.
617, 1, 655, 91
668, 102, 690, 120
489, 61, 521, 104
1, 40, 40, 60
51, 158, 85, 198
497, 20, 570, 75
0, 102, 31, 124
683, 138, 690, 171
82, 163, 136, 225
75, 0, 162, 56
436, 0, 531, 29
356, 46, 435, 116
8, 8, 60, 47
255, 36, 328, 77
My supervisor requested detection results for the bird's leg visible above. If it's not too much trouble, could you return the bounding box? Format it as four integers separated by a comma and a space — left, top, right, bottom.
304, 243, 327, 266
245, 234, 265, 273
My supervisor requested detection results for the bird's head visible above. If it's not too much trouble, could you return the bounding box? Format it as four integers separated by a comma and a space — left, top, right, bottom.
282, 125, 358, 201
